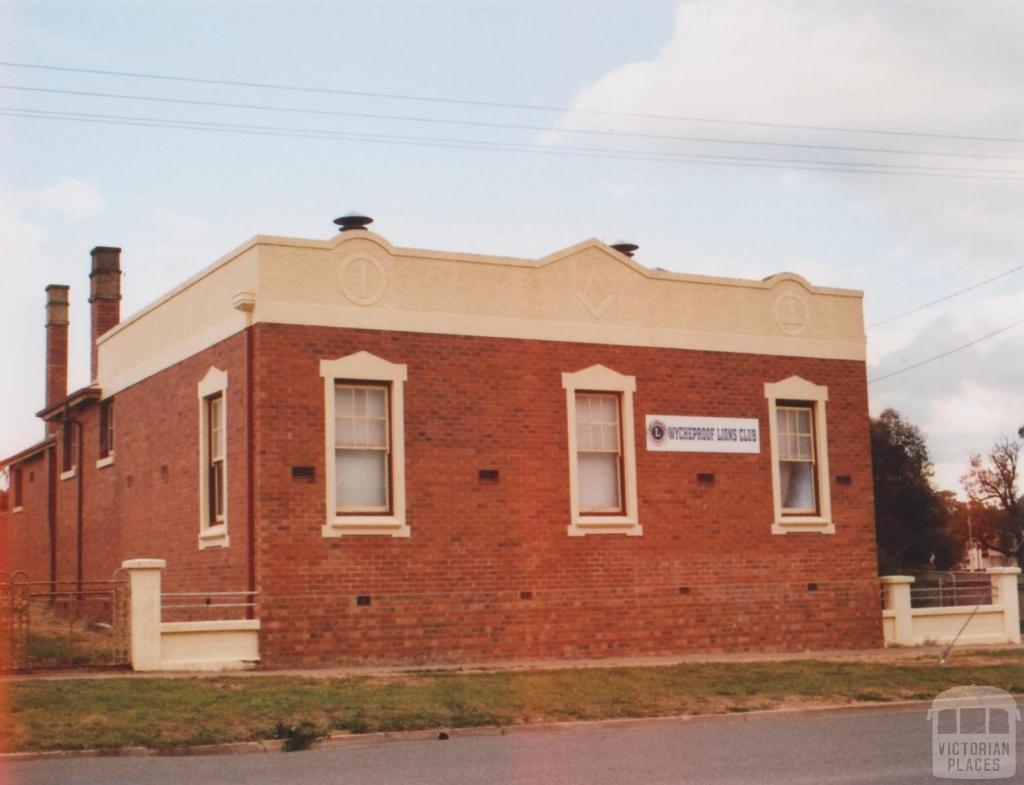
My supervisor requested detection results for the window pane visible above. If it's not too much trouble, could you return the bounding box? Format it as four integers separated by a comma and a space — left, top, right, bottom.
601, 424, 619, 451
576, 420, 590, 449
336, 387, 354, 416
780, 461, 815, 511
212, 462, 225, 520
576, 393, 591, 421
335, 417, 354, 447
796, 409, 811, 433
366, 388, 386, 417
578, 452, 620, 511
367, 418, 387, 448
353, 418, 367, 446
336, 449, 387, 509
600, 395, 617, 422
354, 388, 366, 416
798, 434, 813, 460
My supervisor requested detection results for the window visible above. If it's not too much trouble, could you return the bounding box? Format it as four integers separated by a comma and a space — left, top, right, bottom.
764, 376, 833, 534
776, 404, 816, 513
562, 365, 640, 537
575, 392, 623, 513
197, 367, 229, 549
334, 384, 391, 512
320, 351, 408, 538
97, 399, 115, 466
11, 466, 23, 512
207, 394, 226, 524
61, 420, 77, 478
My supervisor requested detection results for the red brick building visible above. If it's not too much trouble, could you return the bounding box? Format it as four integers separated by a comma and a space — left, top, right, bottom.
0, 216, 882, 665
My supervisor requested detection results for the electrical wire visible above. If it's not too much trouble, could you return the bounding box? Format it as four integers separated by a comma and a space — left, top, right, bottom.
5, 106, 1024, 183
6, 84, 1024, 165
3, 60, 1024, 145
868, 263, 1024, 328
868, 318, 1024, 384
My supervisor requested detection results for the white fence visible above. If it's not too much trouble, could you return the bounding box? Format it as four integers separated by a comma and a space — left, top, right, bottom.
122, 559, 260, 671
881, 568, 1021, 647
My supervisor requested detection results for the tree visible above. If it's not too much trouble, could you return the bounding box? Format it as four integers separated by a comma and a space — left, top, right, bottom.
871, 409, 962, 573
961, 436, 1023, 557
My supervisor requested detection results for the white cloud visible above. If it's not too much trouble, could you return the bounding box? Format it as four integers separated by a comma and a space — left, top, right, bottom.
22, 178, 104, 221
562, 1, 1024, 493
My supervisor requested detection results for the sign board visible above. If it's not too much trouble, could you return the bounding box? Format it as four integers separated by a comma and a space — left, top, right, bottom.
645, 415, 760, 453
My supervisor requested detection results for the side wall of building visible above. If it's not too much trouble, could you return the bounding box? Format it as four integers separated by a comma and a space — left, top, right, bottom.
90, 331, 253, 594
3, 451, 52, 580
253, 323, 882, 666
4, 333, 254, 598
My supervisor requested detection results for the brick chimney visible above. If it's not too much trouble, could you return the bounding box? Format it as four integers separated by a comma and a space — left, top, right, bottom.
44, 284, 70, 435
89, 246, 122, 381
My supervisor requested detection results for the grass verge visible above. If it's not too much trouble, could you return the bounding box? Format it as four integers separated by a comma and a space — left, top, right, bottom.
3, 649, 1024, 753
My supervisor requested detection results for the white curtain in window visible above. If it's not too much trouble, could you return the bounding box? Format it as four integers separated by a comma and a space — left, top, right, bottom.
780, 461, 814, 510
336, 450, 387, 509
578, 453, 620, 510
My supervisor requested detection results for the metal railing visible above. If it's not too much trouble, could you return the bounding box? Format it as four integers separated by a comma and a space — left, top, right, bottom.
908, 571, 992, 609
160, 590, 258, 622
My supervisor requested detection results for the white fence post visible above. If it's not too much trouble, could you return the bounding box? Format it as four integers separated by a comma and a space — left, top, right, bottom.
880, 576, 915, 646
987, 567, 1022, 645
122, 558, 166, 671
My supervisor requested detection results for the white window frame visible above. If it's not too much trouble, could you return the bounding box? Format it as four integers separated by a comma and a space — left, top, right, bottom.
320, 351, 409, 538
198, 366, 230, 549
764, 375, 833, 535
562, 364, 641, 537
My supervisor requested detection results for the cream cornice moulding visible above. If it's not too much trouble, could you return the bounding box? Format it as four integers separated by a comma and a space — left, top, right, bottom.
97, 230, 866, 397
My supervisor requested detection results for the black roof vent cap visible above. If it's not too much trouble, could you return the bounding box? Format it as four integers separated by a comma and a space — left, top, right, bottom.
610, 239, 638, 257
334, 212, 374, 232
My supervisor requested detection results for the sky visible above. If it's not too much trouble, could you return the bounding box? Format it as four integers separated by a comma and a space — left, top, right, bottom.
1, 0, 1022, 494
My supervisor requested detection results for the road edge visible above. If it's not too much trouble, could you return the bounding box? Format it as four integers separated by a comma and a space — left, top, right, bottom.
1, 697, 958, 762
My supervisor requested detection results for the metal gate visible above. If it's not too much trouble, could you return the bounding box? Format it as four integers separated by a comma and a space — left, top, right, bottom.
0, 570, 129, 671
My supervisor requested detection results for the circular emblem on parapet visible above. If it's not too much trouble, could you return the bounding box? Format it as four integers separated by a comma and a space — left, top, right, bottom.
774, 294, 809, 336
340, 255, 387, 306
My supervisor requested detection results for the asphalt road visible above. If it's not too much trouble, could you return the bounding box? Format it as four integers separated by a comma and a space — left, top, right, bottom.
6, 705, 1020, 785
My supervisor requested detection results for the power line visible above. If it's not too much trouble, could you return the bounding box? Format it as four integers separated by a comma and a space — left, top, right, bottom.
5, 107, 1024, 183
868, 263, 1024, 328
868, 318, 1024, 384
6, 83, 1024, 165
3, 59, 1024, 146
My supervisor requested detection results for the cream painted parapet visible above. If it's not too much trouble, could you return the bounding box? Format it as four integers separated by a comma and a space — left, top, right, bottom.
97, 230, 866, 397
123, 558, 166, 672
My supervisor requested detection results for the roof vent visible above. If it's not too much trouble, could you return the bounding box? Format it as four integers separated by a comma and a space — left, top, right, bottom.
610, 240, 638, 258
334, 212, 374, 232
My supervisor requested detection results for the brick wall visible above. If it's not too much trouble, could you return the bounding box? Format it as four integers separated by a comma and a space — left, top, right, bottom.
6, 332, 253, 601
253, 324, 882, 665
2, 321, 883, 666
4, 450, 53, 580
85, 331, 252, 596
